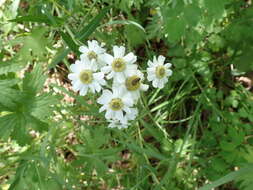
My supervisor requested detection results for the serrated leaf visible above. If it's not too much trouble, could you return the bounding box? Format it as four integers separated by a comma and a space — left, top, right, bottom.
16, 27, 50, 61
23, 64, 46, 95
0, 58, 26, 75
30, 93, 59, 120
0, 79, 21, 111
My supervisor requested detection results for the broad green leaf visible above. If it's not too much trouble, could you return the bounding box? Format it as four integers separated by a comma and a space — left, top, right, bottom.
204, 0, 226, 19
15, 27, 50, 61
165, 17, 186, 43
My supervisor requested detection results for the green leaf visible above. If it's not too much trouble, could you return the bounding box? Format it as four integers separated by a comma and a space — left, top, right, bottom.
23, 64, 46, 95
0, 79, 21, 111
165, 17, 186, 43
183, 3, 201, 26
76, 6, 110, 41
124, 24, 146, 47
204, 0, 226, 19
60, 31, 79, 54
199, 164, 253, 190
16, 27, 50, 61
48, 48, 69, 69
9, 15, 64, 26
0, 58, 26, 75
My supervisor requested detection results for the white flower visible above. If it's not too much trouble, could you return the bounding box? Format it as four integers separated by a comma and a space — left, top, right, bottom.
147, 55, 172, 88
113, 69, 149, 100
79, 40, 106, 69
97, 88, 138, 124
68, 58, 106, 96
108, 119, 129, 129
101, 46, 137, 83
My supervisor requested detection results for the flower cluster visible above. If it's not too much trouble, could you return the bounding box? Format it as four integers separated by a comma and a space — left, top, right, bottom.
68, 40, 173, 129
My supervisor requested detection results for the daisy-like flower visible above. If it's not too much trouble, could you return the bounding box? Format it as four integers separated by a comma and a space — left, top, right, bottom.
79, 40, 106, 69
68, 57, 106, 96
101, 46, 137, 83
147, 55, 172, 88
113, 69, 149, 100
97, 88, 138, 124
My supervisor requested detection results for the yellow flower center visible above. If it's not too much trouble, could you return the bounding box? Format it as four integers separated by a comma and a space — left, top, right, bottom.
109, 98, 124, 111
87, 51, 98, 60
79, 70, 93, 84
125, 75, 141, 91
112, 58, 126, 72
155, 66, 166, 78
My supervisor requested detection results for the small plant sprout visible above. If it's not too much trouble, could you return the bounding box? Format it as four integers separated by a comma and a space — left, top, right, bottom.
113, 69, 149, 101
79, 40, 106, 69
97, 88, 138, 124
147, 55, 172, 88
101, 46, 137, 83
68, 57, 106, 96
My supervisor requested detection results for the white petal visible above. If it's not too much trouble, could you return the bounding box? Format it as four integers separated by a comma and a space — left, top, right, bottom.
101, 66, 112, 74
68, 73, 78, 81
115, 111, 124, 122
115, 73, 126, 83
152, 79, 159, 88
97, 90, 113, 104
126, 64, 138, 71
147, 74, 156, 81
123, 106, 131, 114
88, 40, 95, 50
113, 46, 125, 58
98, 78, 106, 86
158, 55, 166, 64
70, 61, 83, 73
140, 84, 149, 91
165, 63, 172, 68
79, 46, 89, 53
147, 67, 155, 74
162, 77, 168, 84
99, 105, 107, 113
89, 84, 95, 93
105, 109, 113, 119
73, 80, 83, 92
79, 86, 88, 96
122, 96, 134, 107
93, 81, 102, 92
124, 53, 137, 64
126, 108, 138, 120
106, 71, 114, 79
102, 53, 114, 65
157, 79, 165, 88
147, 60, 155, 67
166, 69, 173, 77
93, 72, 103, 80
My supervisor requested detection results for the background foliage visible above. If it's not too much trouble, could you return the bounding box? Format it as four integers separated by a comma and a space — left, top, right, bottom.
0, 0, 253, 189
